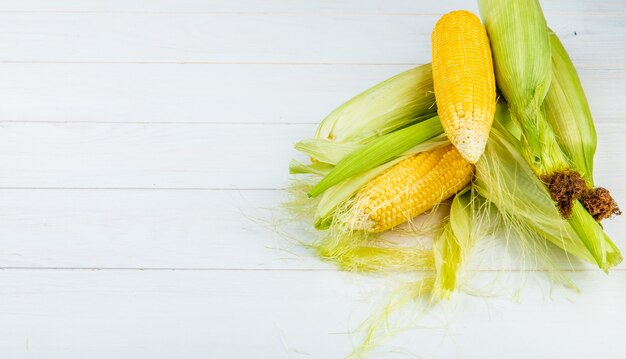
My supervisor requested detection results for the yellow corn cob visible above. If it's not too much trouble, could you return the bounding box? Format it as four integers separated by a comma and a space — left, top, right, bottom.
345, 145, 474, 232
431, 10, 496, 164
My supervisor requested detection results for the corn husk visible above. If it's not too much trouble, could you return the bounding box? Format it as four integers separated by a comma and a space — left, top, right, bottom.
478, 0, 567, 175
543, 31, 597, 184
433, 188, 473, 298
313, 135, 449, 229
478, 0, 619, 269
308, 116, 444, 197
474, 107, 622, 270
315, 64, 436, 144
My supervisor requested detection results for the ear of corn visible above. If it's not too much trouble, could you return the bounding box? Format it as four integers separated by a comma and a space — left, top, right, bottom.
314, 135, 450, 229
478, 0, 551, 110
283, 2, 622, 355
308, 116, 444, 198
341, 144, 473, 233
475, 120, 591, 263
474, 109, 622, 270
543, 31, 597, 185
432, 10, 496, 164
316, 64, 437, 144
478, 0, 567, 175
478, 0, 620, 268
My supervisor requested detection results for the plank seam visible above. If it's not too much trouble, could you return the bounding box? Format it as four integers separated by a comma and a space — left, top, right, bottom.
0, 61, 623, 69
0, 10, 623, 17
0, 267, 620, 272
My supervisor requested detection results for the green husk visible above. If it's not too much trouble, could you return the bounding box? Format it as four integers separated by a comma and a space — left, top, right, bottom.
280, 4, 622, 356
475, 121, 588, 262
568, 202, 622, 271
479, 0, 619, 269
433, 188, 473, 298
288, 159, 333, 176
474, 109, 622, 270
543, 31, 597, 184
313, 135, 449, 229
478, 0, 567, 175
308, 116, 444, 198
294, 139, 362, 165
314, 158, 403, 229
316, 64, 436, 144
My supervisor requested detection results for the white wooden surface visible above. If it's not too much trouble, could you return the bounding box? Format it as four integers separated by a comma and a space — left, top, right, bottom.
0, 1, 624, 358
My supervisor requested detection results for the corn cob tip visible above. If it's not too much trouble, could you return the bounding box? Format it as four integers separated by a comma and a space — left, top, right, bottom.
431, 9, 496, 165
450, 127, 489, 164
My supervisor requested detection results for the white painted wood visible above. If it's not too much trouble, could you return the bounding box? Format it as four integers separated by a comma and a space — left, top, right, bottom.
0, 122, 624, 190
0, 64, 624, 124
0, 0, 623, 357
0, 13, 623, 66
1, 0, 624, 14
0, 188, 319, 269
0, 188, 621, 270
0, 122, 313, 189
0, 269, 623, 359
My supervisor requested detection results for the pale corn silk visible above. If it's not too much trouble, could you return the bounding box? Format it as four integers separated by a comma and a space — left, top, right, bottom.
478, 0, 620, 269
281, 2, 620, 351
284, 110, 614, 356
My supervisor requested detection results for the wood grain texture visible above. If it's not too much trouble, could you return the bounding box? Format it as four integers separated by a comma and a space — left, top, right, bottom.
0, 12, 623, 66
0, 64, 624, 124
0, 122, 624, 190
0, 269, 623, 359
0, 188, 622, 270
1, 0, 624, 13
0, 0, 624, 357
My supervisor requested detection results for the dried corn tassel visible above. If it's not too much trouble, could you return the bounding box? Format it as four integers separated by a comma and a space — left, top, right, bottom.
543, 31, 597, 184
478, 0, 619, 269
543, 31, 620, 220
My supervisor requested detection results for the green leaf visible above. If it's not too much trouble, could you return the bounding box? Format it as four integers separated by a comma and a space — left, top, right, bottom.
308, 116, 443, 198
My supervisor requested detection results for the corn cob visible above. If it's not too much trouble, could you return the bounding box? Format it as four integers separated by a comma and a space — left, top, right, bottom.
344, 145, 473, 232
431, 10, 496, 164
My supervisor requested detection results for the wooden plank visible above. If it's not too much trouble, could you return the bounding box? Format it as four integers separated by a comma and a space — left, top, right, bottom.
0, 122, 624, 190
0, 188, 622, 270
0, 269, 623, 358
0, 188, 320, 269
0, 122, 313, 189
0, 13, 622, 66
0, 64, 623, 124
1, 0, 624, 14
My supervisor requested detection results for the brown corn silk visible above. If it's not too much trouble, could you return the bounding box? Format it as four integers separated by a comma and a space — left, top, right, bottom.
478, 0, 620, 270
